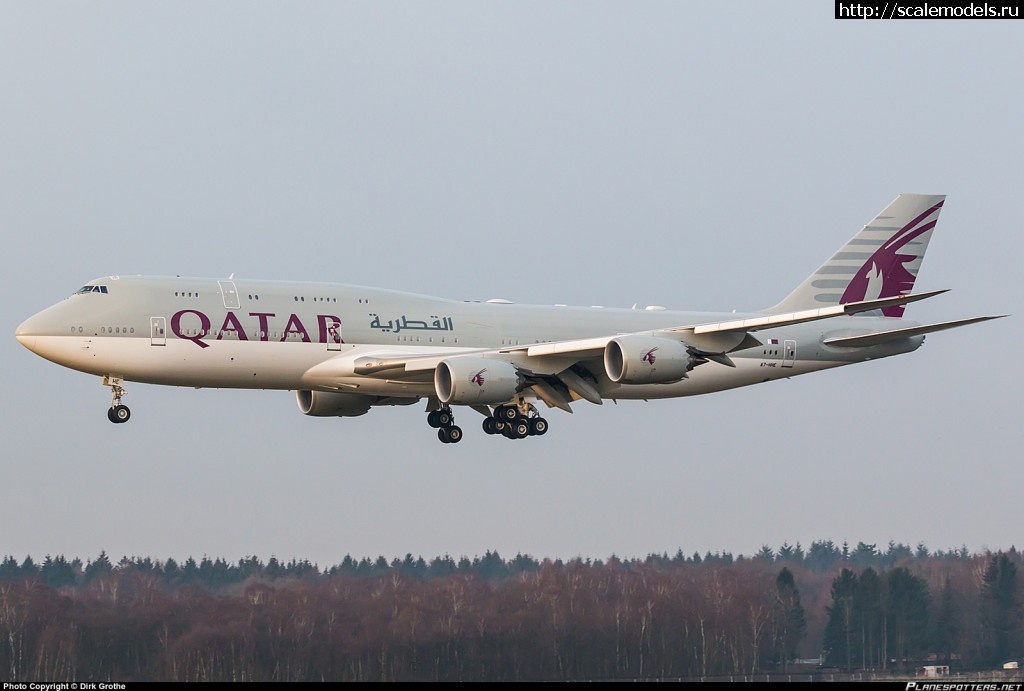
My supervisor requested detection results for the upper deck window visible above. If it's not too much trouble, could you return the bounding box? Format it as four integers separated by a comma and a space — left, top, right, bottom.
75, 285, 108, 295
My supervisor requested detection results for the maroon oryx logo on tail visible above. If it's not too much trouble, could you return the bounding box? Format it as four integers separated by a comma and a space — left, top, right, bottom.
839, 199, 943, 318
642, 347, 658, 365
471, 369, 487, 387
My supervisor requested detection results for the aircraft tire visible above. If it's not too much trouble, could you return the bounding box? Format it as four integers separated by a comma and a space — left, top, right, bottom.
529, 418, 548, 436
447, 426, 463, 443
111, 405, 131, 424
483, 418, 496, 434
427, 410, 442, 428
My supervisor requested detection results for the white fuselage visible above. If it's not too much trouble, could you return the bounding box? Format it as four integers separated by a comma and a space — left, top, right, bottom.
16, 275, 921, 404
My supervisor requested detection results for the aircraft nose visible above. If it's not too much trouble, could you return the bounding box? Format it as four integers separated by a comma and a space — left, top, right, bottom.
15, 314, 40, 351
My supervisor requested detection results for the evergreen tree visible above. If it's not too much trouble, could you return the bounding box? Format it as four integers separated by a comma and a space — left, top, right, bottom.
181, 556, 199, 583
0, 555, 20, 580
39, 555, 76, 588
932, 575, 962, 664
20, 555, 39, 578
83, 550, 112, 582
774, 567, 806, 670
851, 543, 877, 568
886, 567, 929, 670
981, 552, 1020, 667
806, 541, 841, 573
428, 554, 457, 577
854, 568, 883, 670
163, 557, 180, 583
823, 568, 858, 669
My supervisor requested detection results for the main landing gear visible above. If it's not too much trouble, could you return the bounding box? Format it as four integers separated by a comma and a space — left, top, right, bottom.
427, 406, 463, 444
104, 376, 131, 424
482, 403, 548, 440
427, 401, 550, 443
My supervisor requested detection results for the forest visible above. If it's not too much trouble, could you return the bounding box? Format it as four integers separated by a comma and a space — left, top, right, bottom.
0, 541, 1020, 681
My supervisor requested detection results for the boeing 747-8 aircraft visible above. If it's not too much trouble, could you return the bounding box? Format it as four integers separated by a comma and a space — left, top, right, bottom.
16, 194, 1004, 443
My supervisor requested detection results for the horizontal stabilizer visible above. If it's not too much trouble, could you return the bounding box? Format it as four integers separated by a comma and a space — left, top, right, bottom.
823, 315, 1007, 348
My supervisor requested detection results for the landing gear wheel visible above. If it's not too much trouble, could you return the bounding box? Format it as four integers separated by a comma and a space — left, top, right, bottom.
496, 405, 519, 422
428, 407, 453, 429
511, 420, 529, 439
108, 405, 131, 424
103, 376, 130, 424
438, 426, 463, 443
483, 418, 497, 435
528, 417, 548, 436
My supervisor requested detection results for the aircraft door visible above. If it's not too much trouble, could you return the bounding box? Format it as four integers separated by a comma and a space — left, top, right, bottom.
782, 339, 796, 368
151, 316, 166, 346
218, 280, 240, 309
327, 321, 342, 351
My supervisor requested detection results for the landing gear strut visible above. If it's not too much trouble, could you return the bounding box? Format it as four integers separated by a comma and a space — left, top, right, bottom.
104, 376, 131, 424
427, 406, 462, 444
483, 402, 548, 440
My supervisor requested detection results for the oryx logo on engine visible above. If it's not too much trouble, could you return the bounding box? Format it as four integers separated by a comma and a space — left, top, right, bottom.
642, 347, 658, 365
470, 369, 487, 386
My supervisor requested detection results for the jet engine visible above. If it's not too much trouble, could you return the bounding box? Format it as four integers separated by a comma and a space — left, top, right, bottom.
604, 336, 692, 384
296, 390, 375, 417
435, 357, 522, 405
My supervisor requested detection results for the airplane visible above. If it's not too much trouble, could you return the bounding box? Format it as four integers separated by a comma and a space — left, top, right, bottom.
15, 194, 1005, 444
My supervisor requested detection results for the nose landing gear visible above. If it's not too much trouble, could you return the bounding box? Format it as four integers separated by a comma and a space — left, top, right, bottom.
104, 376, 131, 424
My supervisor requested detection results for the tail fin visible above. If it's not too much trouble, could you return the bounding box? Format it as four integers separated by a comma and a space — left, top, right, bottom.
768, 194, 945, 317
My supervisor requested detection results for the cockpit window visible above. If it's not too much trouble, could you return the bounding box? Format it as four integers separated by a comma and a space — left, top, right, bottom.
75, 285, 108, 295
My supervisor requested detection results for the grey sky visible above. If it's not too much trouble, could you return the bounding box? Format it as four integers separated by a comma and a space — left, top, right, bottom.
1, 2, 1020, 567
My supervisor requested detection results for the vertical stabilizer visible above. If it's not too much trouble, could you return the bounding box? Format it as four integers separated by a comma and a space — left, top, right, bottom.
768, 194, 945, 317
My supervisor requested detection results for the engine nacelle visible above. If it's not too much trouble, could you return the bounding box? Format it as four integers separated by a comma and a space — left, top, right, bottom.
296, 390, 375, 417
604, 336, 692, 384
435, 357, 522, 405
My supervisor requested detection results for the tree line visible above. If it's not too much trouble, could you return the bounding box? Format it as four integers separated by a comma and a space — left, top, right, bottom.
0, 542, 1019, 681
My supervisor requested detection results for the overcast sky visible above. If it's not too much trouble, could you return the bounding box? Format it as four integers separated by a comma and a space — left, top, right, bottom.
1, 2, 1020, 568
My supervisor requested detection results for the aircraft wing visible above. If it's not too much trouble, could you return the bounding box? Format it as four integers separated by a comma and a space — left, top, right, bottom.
519, 291, 950, 357
662, 289, 950, 352
302, 290, 969, 410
